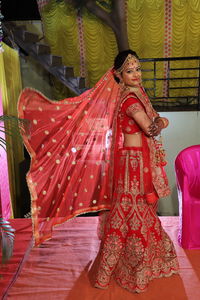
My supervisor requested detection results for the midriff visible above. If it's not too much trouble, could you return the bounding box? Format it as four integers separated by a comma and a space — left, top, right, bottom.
123, 132, 142, 147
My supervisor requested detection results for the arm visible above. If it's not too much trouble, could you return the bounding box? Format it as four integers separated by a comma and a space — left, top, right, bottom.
130, 110, 153, 136
154, 116, 169, 129
125, 99, 168, 137
125, 99, 155, 136
148, 116, 169, 136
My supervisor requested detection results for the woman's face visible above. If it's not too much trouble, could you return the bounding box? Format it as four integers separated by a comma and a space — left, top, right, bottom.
121, 59, 142, 88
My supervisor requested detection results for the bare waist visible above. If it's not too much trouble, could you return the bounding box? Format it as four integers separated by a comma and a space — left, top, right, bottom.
123, 131, 142, 147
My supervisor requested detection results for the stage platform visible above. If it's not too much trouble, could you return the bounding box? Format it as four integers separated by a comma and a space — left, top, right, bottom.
1, 216, 200, 300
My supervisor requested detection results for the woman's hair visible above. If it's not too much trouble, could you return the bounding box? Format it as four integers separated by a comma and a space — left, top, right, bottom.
113, 49, 139, 83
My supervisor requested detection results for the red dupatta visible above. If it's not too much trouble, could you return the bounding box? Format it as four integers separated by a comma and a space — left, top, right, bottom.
18, 72, 170, 246
18, 69, 121, 246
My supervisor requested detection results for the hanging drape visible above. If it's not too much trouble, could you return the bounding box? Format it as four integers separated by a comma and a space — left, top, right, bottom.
0, 42, 24, 217
127, 0, 165, 97
0, 88, 11, 219
170, 0, 200, 97
39, 0, 200, 98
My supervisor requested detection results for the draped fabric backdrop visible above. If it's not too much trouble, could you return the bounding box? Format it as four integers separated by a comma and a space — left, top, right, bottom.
0, 43, 24, 217
0, 88, 11, 219
171, 0, 200, 98
37, 0, 200, 99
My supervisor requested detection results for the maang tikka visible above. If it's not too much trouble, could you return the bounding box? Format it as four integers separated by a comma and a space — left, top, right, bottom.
115, 54, 140, 74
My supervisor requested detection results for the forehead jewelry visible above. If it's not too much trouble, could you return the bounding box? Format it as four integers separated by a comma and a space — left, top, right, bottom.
115, 54, 139, 74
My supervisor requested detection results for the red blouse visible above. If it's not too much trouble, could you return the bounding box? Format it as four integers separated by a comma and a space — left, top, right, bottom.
119, 94, 145, 134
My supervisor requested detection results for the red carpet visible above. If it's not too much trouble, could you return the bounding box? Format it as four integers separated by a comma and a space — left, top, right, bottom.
0, 219, 32, 298
1, 217, 200, 300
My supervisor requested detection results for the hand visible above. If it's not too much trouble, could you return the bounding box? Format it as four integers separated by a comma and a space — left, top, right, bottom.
148, 121, 162, 136
155, 117, 169, 129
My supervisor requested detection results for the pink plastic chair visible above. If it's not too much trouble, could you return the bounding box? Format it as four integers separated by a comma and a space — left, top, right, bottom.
175, 145, 200, 249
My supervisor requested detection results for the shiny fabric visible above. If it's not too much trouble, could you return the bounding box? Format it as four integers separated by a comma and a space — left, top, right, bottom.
95, 90, 179, 293
4, 217, 198, 300
18, 69, 121, 246
0, 42, 24, 218
0, 89, 11, 218
175, 145, 200, 249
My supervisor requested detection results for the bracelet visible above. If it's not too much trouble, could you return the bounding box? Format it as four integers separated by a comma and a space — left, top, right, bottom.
154, 117, 169, 129
159, 117, 169, 128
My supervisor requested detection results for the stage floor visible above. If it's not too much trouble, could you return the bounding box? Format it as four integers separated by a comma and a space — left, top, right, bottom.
1, 217, 200, 300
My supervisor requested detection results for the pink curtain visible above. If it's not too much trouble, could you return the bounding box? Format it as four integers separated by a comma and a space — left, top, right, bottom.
0, 88, 12, 218
175, 145, 200, 249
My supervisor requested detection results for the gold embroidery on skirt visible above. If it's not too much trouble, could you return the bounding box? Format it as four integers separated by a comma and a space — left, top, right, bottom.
95, 148, 179, 292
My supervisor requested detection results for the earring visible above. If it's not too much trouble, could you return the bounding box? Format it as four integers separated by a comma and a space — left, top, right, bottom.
119, 80, 125, 90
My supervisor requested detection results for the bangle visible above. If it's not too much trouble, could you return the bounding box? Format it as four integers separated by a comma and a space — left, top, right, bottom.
154, 117, 169, 128
159, 117, 169, 128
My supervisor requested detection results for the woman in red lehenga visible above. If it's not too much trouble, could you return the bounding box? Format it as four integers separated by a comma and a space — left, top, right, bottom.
94, 50, 179, 292
18, 49, 178, 294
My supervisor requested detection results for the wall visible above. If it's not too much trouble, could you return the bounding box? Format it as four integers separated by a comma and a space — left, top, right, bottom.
158, 111, 200, 215
20, 56, 53, 99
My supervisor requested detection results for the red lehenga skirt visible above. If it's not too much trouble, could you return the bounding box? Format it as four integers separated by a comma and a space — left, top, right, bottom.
95, 146, 179, 293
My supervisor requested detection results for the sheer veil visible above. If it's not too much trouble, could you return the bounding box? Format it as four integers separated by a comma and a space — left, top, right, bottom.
18, 69, 121, 245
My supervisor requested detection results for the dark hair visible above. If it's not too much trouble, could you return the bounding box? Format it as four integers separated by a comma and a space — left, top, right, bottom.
113, 49, 139, 83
